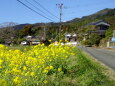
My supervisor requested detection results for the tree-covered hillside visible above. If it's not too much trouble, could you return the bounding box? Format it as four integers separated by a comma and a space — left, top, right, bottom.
66, 8, 115, 30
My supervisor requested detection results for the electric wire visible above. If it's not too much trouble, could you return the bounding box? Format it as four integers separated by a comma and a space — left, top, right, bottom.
33, 0, 59, 20
25, 0, 55, 20
17, 0, 54, 22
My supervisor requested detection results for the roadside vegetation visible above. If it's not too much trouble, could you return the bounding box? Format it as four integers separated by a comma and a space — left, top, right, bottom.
0, 44, 115, 86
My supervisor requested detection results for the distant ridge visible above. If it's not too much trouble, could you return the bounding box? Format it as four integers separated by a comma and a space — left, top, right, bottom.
14, 23, 30, 30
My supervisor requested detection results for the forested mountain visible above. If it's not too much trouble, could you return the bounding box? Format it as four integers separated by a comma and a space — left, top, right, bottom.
66, 8, 115, 28
11, 8, 115, 31
3, 8, 112, 30
14, 23, 30, 30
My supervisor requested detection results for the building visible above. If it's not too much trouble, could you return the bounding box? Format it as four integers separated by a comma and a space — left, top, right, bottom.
65, 33, 77, 42
88, 20, 110, 36
64, 33, 77, 45
21, 35, 40, 45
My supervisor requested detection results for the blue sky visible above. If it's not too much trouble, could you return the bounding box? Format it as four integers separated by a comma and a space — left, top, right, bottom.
0, 0, 115, 24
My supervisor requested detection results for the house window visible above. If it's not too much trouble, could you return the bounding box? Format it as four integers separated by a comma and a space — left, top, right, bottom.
100, 25, 108, 30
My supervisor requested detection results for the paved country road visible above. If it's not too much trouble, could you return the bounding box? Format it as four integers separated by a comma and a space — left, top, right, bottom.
78, 46, 115, 70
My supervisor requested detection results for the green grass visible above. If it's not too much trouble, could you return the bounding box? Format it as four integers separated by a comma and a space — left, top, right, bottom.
46, 48, 115, 86
8, 45, 31, 51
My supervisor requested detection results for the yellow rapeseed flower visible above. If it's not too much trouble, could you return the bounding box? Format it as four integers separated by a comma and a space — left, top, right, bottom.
13, 77, 21, 84
43, 69, 48, 73
0, 59, 3, 64
43, 80, 48, 84
25, 71, 29, 76
0, 79, 7, 86
58, 68, 62, 72
30, 72, 35, 76
49, 66, 54, 70
23, 66, 27, 70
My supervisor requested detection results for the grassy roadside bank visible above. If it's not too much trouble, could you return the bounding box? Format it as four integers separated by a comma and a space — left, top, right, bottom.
73, 49, 115, 86
46, 48, 115, 86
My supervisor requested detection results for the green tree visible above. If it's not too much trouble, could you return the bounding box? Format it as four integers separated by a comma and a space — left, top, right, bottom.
82, 33, 101, 46
89, 33, 101, 46
105, 27, 113, 38
0, 39, 5, 44
19, 24, 33, 37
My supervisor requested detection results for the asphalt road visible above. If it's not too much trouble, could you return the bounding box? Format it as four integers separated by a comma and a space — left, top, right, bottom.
78, 46, 115, 70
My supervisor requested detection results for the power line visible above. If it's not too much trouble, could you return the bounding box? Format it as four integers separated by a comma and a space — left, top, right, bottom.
25, 0, 55, 20
33, 0, 59, 20
17, 0, 54, 22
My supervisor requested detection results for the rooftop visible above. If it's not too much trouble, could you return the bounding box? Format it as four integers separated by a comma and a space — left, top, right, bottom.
88, 20, 110, 26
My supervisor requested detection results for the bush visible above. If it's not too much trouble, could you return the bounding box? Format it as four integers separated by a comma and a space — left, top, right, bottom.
0, 39, 5, 44
82, 33, 101, 46
81, 40, 92, 46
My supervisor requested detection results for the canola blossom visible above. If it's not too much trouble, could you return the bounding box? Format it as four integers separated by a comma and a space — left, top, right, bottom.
0, 44, 76, 86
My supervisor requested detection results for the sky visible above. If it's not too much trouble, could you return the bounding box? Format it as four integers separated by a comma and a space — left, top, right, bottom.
0, 0, 115, 24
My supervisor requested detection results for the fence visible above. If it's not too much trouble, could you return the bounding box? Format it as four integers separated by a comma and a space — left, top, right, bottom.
107, 41, 115, 48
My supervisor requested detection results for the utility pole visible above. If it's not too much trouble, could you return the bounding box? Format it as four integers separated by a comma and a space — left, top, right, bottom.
56, 3, 63, 41
44, 25, 46, 40
43, 23, 46, 40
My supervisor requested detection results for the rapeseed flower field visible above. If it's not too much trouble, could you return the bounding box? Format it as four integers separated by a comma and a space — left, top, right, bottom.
0, 44, 76, 86
0, 44, 115, 86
